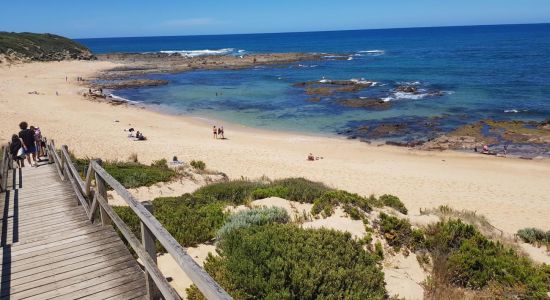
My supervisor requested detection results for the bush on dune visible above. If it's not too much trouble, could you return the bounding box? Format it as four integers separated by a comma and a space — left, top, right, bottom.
312, 190, 372, 217
193, 180, 263, 205
251, 178, 330, 203
425, 219, 550, 299
187, 224, 386, 300
114, 194, 226, 251
379, 194, 408, 214
378, 212, 424, 251
517, 227, 550, 246
217, 206, 289, 238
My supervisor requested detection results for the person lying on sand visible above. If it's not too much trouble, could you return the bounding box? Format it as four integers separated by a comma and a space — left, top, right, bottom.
307, 153, 324, 161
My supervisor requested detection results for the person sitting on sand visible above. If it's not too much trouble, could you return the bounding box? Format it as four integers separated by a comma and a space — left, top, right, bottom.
307, 153, 315, 161
134, 131, 147, 141
482, 145, 489, 154
213, 126, 218, 139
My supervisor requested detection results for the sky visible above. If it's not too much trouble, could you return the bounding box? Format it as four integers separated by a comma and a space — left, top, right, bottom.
2, 0, 550, 38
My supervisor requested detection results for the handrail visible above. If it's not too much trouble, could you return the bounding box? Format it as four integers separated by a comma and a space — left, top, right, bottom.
0, 143, 12, 192
45, 139, 232, 300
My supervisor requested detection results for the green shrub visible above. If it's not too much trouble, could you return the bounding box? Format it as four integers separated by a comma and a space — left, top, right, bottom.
114, 194, 226, 251
375, 241, 384, 260
188, 224, 386, 299
190, 160, 206, 170
312, 190, 372, 217
151, 158, 168, 169
253, 178, 330, 203
193, 180, 263, 205
103, 161, 177, 188
217, 207, 289, 238
517, 228, 550, 245
379, 194, 408, 215
426, 219, 550, 298
378, 212, 424, 251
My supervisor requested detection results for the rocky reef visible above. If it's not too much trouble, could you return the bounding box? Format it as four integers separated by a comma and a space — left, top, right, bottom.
337, 98, 391, 110
92, 79, 169, 89
0, 32, 94, 63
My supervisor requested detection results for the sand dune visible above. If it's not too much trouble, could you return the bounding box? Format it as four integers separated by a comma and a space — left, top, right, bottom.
1, 61, 550, 235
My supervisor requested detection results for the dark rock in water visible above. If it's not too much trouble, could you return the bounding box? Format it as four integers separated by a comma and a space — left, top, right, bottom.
371, 123, 408, 137
395, 86, 418, 93
386, 140, 425, 147
305, 86, 334, 96
337, 98, 391, 110
94, 79, 169, 89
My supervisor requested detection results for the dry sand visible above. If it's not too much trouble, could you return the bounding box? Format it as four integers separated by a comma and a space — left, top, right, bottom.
1, 60, 550, 238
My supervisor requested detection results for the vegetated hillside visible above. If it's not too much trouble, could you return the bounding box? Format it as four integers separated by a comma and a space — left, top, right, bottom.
0, 32, 94, 63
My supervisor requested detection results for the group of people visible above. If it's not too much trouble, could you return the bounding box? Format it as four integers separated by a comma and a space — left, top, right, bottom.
212, 126, 225, 139
125, 127, 147, 141
9, 121, 45, 168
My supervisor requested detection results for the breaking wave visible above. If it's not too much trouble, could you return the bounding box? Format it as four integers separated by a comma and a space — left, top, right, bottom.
158, 48, 244, 57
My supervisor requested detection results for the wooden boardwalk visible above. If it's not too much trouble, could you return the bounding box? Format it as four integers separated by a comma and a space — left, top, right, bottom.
0, 162, 147, 299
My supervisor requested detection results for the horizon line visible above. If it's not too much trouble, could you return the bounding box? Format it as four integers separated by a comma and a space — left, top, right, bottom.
73, 21, 550, 40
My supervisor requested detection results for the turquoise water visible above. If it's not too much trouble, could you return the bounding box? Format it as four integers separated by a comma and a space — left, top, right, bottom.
79, 24, 550, 150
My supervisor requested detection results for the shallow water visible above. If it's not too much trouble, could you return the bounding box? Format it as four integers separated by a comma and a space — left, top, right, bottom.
79, 24, 550, 155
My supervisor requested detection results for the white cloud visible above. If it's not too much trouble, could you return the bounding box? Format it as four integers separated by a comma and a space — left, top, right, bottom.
160, 18, 218, 28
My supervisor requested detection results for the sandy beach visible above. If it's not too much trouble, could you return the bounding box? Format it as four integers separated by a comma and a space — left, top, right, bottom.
1, 60, 550, 235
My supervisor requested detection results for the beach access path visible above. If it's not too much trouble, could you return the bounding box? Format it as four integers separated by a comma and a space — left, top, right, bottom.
0, 161, 147, 299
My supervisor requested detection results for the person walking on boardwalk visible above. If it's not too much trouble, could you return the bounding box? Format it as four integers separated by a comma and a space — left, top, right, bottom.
18, 121, 38, 167
213, 126, 218, 139
9, 134, 25, 168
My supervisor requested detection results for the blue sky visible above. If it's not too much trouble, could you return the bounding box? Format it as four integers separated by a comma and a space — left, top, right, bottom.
2, 0, 550, 38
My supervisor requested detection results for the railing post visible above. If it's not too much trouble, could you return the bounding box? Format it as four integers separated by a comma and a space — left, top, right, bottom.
47, 139, 54, 164
95, 160, 111, 226
85, 163, 95, 207
60, 145, 67, 180
142, 201, 160, 300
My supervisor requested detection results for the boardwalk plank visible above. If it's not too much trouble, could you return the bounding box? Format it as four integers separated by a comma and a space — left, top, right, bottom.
0, 164, 147, 298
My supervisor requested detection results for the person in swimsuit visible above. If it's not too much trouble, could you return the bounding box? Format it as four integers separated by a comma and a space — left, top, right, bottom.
213, 126, 218, 139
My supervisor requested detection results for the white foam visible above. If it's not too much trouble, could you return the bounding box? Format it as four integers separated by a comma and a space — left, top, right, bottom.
347, 56, 353, 61
159, 48, 242, 57
393, 92, 429, 100
108, 93, 140, 104
357, 50, 385, 56
350, 78, 376, 85
504, 109, 528, 113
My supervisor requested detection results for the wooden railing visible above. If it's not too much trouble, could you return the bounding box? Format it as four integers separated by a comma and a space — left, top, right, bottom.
0, 143, 11, 192
45, 139, 232, 300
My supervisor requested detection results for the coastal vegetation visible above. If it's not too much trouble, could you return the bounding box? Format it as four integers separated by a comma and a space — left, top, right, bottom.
517, 227, 550, 247
110, 175, 549, 299
0, 32, 93, 63
71, 154, 178, 188
425, 220, 550, 299
187, 225, 386, 300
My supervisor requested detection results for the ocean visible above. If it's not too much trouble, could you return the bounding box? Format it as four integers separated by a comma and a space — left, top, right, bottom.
77, 24, 550, 153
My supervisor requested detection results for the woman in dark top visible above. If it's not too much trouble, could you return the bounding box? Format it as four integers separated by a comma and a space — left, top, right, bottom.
9, 134, 24, 168
18, 121, 37, 167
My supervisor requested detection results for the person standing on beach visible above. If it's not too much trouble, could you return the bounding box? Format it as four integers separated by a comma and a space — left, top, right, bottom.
219, 126, 225, 139
18, 122, 37, 167
213, 126, 218, 139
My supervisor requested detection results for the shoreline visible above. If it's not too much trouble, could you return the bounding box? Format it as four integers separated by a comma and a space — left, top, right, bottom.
1, 60, 550, 236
